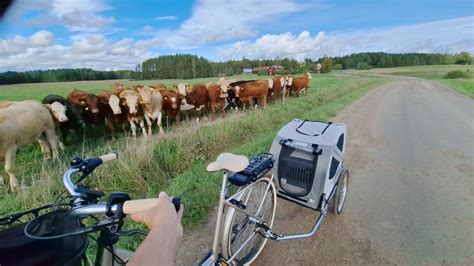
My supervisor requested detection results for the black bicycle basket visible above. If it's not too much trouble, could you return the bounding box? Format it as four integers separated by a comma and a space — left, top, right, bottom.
0, 208, 88, 266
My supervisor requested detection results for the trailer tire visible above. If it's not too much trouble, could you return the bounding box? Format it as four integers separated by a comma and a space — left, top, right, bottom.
334, 169, 349, 215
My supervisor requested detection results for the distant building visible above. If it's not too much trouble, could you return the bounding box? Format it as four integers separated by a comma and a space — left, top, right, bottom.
242, 68, 252, 75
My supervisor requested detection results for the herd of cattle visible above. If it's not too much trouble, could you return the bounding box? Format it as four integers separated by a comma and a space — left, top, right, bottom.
0, 72, 312, 192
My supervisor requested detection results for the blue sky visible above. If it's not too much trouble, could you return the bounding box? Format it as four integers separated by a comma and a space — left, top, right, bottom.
0, 0, 473, 71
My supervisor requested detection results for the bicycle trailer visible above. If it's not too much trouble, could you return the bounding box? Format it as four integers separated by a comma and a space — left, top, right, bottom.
269, 118, 347, 210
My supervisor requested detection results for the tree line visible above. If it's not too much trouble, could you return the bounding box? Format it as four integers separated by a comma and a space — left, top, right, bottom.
308, 51, 472, 70
1, 52, 471, 85
0, 68, 133, 85
135, 54, 302, 79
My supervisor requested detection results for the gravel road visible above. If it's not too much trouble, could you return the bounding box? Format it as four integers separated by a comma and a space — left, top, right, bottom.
178, 77, 474, 265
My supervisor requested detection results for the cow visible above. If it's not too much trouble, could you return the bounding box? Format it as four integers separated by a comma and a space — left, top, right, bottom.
287, 72, 312, 97
160, 89, 183, 127
270, 75, 287, 101
149, 83, 168, 91
67, 89, 102, 126
136, 86, 165, 136
207, 83, 228, 119
97, 91, 127, 139
0, 101, 60, 192
119, 88, 146, 138
229, 79, 272, 111
42, 94, 86, 145
180, 83, 210, 122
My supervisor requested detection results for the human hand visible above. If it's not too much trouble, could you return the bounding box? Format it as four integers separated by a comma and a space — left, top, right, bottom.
130, 192, 183, 238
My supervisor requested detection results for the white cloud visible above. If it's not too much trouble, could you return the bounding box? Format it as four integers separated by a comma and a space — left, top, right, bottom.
0, 31, 158, 71
143, 25, 154, 32
155, 16, 178, 21
218, 16, 474, 60
11, 0, 116, 32
159, 0, 304, 47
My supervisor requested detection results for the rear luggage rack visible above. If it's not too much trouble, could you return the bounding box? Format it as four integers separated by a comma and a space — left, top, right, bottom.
227, 153, 274, 186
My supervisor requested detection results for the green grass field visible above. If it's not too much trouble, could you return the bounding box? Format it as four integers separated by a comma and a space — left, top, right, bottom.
358, 65, 474, 99
0, 73, 386, 252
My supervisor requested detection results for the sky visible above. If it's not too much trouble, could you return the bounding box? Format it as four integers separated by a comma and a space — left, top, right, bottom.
0, 0, 473, 71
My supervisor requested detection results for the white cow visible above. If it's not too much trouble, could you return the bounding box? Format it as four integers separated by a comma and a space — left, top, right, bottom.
136, 86, 165, 136
0, 101, 60, 192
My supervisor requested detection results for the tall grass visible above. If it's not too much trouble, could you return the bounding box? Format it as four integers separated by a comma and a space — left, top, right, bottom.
0, 74, 386, 251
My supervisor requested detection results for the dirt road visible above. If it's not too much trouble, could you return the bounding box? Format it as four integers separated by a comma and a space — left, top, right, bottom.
178, 77, 474, 265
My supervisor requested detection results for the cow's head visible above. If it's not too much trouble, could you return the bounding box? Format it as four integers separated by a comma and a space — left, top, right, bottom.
136, 86, 153, 105
176, 83, 187, 96
50, 102, 68, 122
286, 75, 294, 86
267, 78, 274, 89
280, 76, 286, 88
306, 72, 313, 80
78, 94, 100, 114
233, 85, 242, 98
164, 93, 182, 110
108, 94, 122, 115
219, 83, 229, 98
120, 90, 140, 114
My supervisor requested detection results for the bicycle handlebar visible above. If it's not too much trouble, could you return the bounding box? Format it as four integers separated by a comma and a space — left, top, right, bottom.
68, 197, 181, 218
99, 153, 118, 163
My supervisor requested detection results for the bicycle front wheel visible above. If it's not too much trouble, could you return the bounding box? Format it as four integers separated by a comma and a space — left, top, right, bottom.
221, 177, 277, 265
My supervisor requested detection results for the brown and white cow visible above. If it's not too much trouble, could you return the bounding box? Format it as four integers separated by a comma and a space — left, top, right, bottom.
270, 75, 287, 101
119, 89, 146, 138
159, 90, 183, 127
230, 79, 272, 111
111, 82, 125, 96
207, 83, 228, 119
136, 86, 165, 136
180, 83, 210, 122
0, 101, 60, 191
287, 72, 312, 97
98, 91, 127, 139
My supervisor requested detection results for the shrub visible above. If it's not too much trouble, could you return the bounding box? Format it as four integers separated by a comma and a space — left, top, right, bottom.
356, 62, 371, 70
333, 64, 343, 70
257, 70, 267, 76
321, 57, 334, 73
275, 69, 290, 75
444, 70, 469, 79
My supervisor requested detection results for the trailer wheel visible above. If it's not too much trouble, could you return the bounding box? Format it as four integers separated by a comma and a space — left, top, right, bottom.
334, 169, 349, 215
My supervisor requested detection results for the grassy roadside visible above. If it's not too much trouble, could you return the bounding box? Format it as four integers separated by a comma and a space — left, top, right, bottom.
0, 73, 386, 252
356, 65, 474, 99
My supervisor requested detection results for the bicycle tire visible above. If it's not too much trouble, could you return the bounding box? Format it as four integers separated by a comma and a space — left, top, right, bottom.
221, 177, 277, 265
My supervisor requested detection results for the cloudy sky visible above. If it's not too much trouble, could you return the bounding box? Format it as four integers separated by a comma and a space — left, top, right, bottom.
0, 0, 473, 71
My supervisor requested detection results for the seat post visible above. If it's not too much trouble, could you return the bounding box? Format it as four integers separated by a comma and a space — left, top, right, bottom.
212, 173, 228, 260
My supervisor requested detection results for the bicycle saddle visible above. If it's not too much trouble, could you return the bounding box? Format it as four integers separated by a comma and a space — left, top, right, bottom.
207, 153, 249, 172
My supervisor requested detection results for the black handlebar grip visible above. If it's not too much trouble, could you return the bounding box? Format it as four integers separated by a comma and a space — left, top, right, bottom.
172, 197, 181, 212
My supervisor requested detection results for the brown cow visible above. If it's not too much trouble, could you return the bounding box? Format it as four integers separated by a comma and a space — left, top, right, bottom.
287, 72, 312, 97
159, 90, 183, 127
181, 83, 210, 122
98, 92, 127, 139
67, 89, 102, 126
119, 89, 146, 138
230, 79, 272, 111
207, 83, 228, 119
